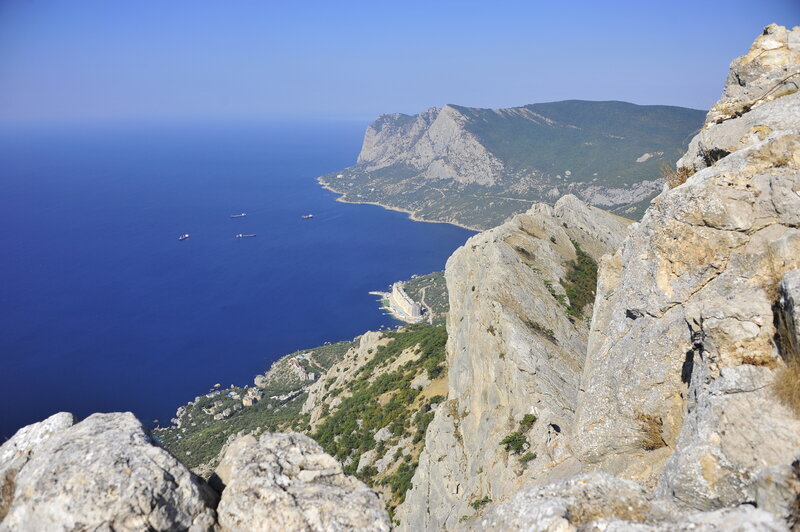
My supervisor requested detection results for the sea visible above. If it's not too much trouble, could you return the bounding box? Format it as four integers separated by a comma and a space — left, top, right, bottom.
0, 120, 474, 440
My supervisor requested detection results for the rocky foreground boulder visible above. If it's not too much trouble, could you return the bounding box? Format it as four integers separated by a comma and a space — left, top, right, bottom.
213, 433, 390, 532
0, 413, 389, 531
0, 412, 217, 531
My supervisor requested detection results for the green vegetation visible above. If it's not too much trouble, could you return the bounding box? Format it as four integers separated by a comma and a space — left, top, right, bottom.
155, 337, 357, 468
563, 240, 599, 318
519, 414, 537, 432
543, 279, 567, 306
500, 431, 528, 454
523, 318, 556, 344
156, 325, 450, 519
470, 496, 492, 510
519, 452, 537, 463
500, 416, 537, 457
312, 324, 448, 514
457, 100, 704, 186
321, 101, 703, 229
154, 387, 308, 468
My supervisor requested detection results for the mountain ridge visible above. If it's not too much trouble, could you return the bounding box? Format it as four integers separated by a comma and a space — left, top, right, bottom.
320, 99, 705, 229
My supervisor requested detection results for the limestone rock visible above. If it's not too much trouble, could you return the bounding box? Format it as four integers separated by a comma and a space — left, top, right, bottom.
0, 412, 217, 531
396, 195, 631, 531
457, 473, 785, 531
0, 412, 74, 520
707, 24, 800, 124
595, 506, 785, 532
680, 25, 800, 173
410, 373, 432, 390
459, 473, 651, 531
215, 432, 390, 532
572, 25, 800, 517
358, 105, 505, 187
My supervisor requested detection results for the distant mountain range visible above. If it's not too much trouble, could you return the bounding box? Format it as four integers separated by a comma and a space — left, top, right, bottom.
320, 100, 705, 229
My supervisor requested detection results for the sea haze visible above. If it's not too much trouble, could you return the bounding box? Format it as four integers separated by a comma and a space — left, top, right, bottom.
0, 121, 474, 439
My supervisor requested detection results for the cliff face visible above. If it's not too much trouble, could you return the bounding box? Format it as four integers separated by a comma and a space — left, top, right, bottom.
573, 23, 800, 508
321, 100, 704, 229
396, 195, 631, 530
399, 24, 800, 531
358, 106, 504, 187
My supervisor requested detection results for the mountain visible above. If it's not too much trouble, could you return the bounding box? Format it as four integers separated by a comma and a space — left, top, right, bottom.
319, 100, 706, 229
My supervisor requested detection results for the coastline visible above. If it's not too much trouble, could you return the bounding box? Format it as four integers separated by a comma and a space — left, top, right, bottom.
317, 177, 482, 233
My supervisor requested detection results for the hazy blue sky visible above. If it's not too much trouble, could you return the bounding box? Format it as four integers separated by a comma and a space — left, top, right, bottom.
1, 0, 798, 123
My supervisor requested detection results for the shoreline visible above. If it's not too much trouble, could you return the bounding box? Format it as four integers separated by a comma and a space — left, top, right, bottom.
317, 177, 482, 233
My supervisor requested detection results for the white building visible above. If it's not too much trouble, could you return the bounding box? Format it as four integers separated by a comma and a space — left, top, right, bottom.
392, 283, 422, 319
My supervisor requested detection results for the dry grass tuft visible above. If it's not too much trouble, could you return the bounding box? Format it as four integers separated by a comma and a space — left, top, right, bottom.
742, 354, 775, 368
635, 412, 666, 451
774, 285, 800, 417
0, 470, 15, 520
776, 359, 800, 417
566, 498, 648, 526
660, 162, 694, 189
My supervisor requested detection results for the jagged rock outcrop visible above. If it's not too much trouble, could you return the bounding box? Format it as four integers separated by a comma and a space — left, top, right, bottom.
0, 412, 74, 521
705, 24, 800, 125
396, 195, 631, 530
0, 414, 390, 531
359, 106, 505, 187
458, 473, 784, 531
214, 433, 390, 532
572, 26, 800, 512
680, 24, 799, 174
0, 412, 217, 531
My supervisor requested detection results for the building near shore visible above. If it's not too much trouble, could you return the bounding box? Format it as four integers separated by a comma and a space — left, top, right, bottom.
391, 283, 422, 319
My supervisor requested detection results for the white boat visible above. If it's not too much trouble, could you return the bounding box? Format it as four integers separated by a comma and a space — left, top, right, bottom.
235, 233, 256, 238
230, 213, 247, 218
178, 234, 189, 241
301, 214, 314, 219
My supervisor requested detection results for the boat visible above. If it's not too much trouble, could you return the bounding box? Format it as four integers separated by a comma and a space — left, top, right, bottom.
178, 234, 190, 241
301, 214, 314, 219
235, 233, 256, 238
230, 213, 247, 218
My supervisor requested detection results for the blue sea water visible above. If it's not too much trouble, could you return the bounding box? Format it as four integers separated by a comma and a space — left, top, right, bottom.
0, 120, 474, 440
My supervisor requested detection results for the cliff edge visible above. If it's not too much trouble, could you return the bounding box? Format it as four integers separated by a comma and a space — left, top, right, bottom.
399, 24, 800, 531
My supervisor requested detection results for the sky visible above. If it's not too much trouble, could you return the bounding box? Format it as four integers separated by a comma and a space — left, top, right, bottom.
0, 0, 798, 124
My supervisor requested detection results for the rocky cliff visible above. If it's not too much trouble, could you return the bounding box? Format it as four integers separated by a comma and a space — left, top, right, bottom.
320, 101, 705, 229
0, 412, 390, 531
397, 24, 800, 531
395, 195, 632, 529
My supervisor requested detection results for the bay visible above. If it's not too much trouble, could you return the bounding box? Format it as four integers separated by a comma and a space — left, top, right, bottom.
0, 120, 474, 439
